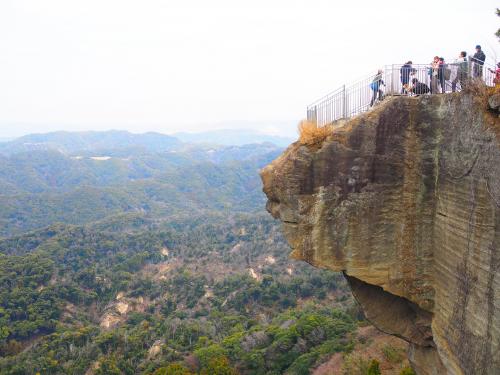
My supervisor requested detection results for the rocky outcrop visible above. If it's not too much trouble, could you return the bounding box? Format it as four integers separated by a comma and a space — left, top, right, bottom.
261, 92, 500, 374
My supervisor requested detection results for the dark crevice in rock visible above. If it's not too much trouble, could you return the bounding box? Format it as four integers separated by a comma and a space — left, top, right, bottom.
344, 274, 449, 374
344, 273, 434, 347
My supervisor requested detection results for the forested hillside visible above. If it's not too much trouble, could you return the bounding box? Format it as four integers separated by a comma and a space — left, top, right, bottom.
0, 132, 411, 374
0, 131, 180, 155
0, 140, 280, 237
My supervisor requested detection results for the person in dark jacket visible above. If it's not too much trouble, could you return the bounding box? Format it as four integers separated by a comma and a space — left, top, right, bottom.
472, 45, 486, 78
400, 61, 412, 94
438, 57, 446, 93
409, 78, 430, 96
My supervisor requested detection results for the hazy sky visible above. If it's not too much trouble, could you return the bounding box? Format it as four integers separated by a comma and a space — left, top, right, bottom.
1, 0, 499, 138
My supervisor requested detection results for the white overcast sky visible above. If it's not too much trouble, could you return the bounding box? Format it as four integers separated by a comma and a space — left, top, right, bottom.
1, 0, 499, 138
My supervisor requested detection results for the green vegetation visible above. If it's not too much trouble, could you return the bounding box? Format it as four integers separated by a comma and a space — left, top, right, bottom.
0, 212, 358, 374
382, 344, 405, 363
342, 354, 372, 375
0, 145, 281, 237
400, 366, 417, 375
0, 252, 59, 341
0, 134, 407, 374
367, 359, 381, 375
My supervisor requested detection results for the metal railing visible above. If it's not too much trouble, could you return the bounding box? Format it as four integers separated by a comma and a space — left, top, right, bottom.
307, 60, 497, 126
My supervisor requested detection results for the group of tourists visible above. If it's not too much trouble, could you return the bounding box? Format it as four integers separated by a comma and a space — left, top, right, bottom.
369, 45, 499, 106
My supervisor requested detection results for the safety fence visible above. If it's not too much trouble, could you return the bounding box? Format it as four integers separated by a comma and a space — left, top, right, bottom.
307, 60, 497, 126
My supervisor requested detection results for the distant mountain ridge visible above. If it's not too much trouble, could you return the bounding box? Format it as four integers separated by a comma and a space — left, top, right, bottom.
173, 129, 294, 147
0, 129, 295, 155
0, 130, 181, 155
0, 140, 283, 236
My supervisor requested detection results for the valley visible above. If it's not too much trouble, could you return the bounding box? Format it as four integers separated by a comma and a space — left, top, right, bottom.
0, 131, 410, 374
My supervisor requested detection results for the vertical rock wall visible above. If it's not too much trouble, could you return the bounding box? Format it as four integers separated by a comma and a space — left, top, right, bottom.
261, 93, 500, 374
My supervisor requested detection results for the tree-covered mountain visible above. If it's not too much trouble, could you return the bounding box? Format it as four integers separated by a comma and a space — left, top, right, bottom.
0, 213, 363, 374
0, 131, 411, 375
0, 129, 296, 156
0, 142, 282, 237
0, 131, 181, 155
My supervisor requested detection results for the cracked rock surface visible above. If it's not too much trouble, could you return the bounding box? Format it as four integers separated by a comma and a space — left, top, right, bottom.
261, 93, 500, 374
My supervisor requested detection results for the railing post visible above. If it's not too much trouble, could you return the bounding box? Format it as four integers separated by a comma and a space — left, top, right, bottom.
342, 85, 346, 118
467, 56, 472, 81
391, 64, 394, 95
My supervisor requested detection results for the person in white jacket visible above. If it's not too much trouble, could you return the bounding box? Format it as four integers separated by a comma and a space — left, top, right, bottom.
451, 51, 468, 92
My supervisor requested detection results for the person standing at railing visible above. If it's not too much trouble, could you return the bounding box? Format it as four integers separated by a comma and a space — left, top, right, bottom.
370, 70, 385, 106
430, 56, 441, 94
452, 51, 468, 92
400, 61, 413, 94
472, 45, 486, 78
438, 58, 447, 93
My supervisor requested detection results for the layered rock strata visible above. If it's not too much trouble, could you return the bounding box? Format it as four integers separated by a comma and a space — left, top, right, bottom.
261, 93, 500, 374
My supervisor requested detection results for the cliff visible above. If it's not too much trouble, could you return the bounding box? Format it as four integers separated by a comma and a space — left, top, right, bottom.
261, 90, 500, 374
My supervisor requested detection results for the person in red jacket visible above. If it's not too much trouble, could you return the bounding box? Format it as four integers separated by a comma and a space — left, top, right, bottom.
489, 62, 500, 86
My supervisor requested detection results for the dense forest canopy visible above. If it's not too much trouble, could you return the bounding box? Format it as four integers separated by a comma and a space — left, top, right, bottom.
0, 131, 412, 374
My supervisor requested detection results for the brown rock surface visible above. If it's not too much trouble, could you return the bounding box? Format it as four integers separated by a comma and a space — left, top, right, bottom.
261, 93, 500, 374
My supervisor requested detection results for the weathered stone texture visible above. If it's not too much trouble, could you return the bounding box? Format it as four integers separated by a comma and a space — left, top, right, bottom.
261, 93, 500, 374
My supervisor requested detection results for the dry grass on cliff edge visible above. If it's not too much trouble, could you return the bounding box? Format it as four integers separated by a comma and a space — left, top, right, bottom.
466, 81, 500, 141
298, 120, 334, 146
464, 78, 490, 100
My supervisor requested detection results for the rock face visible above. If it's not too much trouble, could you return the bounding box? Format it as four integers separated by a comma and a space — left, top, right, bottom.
261, 93, 500, 375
